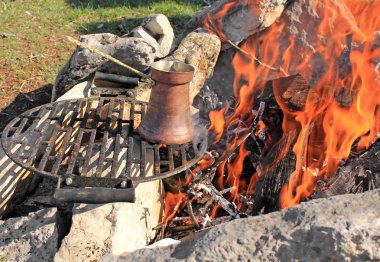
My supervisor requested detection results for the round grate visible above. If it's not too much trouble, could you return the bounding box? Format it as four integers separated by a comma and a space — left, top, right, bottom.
2, 97, 207, 185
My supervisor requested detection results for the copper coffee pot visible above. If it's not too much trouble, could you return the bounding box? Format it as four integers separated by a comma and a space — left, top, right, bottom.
137, 60, 195, 145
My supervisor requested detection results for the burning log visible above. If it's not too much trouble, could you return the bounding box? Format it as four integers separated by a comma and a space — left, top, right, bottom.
243, 73, 379, 213
313, 140, 380, 199
251, 131, 297, 214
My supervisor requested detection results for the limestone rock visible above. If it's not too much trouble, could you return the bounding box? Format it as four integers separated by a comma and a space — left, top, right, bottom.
55, 147, 164, 261
141, 14, 174, 57
0, 208, 58, 262
131, 26, 159, 49
182, 0, 287, 44
54, 34, 157, 97
105, 190, 380, 261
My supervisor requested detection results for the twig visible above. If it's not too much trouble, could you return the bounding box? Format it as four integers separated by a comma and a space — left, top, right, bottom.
0, 33, 15, 38
66, 36, 151, 79
201, 214, 211, 228
196, 183, 239, 216
168, 224, 196, 233
252, 101, 266, 129
219, 186, 236, 195
185, 103, 265, 221
172, 216, 198, 222
227, 40, 289, 77
199, 197, 214, 216
199, 101, 266, 184
187, 196, 200, 229
21, 93, 34, 102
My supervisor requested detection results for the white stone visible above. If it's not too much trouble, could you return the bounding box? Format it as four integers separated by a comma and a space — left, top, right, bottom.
0, 208, 58, 262
131, 26, 159, 48
54, 145, 164, 261
103, 190, 380, 261
142, 14, 173, 36
56, 81, 91, 101
142, 14, 174, 57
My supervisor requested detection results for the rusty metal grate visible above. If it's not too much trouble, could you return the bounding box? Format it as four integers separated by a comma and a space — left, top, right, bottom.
2, 97, 207, 189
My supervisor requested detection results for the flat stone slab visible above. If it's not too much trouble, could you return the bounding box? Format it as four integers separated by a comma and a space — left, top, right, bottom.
105, 190, 380, 261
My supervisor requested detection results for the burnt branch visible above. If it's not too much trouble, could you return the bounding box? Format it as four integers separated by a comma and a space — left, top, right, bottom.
313, 140, 380, 198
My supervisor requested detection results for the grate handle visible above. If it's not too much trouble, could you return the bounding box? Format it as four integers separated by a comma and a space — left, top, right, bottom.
54, 187, 136, 204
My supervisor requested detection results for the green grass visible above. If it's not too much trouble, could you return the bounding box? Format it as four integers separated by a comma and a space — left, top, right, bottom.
0, 0, 205, 109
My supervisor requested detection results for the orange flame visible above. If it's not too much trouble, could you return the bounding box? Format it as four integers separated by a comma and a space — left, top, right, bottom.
203, 1, 237, 41
205, 0, 380, 210
162, 192, 186, 226
255, 120, 266, 136
208, 107, 227, 143
163, 0, 380, 225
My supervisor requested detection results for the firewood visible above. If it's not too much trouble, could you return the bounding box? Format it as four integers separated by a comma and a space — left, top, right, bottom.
334, 87, 357, 107
252, 137, 380, 213
271, 74, 312, 111
313, 140, 380, 199
251, 131, 298, 214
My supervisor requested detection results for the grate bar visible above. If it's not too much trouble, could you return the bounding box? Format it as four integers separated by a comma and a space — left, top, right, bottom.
140, 140, 146, 178
124, 136, 134, 178
66, 128, 85, 175
37, 123, 62, 170
95, 131, 109, 177
80, 130, 96, 175
154, 144, 160, 175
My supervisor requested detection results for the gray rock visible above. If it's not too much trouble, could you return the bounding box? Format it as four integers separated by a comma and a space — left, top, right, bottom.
0, 208, 58, 262
54, 34, 157, 97
98, 37, 156, 76
104, 190, 380, 261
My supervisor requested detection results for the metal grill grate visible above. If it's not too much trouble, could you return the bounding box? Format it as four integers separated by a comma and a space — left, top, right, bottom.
2, 97, 207, 188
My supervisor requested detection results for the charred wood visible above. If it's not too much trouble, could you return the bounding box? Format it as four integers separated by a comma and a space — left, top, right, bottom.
251, 132, 297, 214
313, 140, 380, 199
253, 74, 311, 112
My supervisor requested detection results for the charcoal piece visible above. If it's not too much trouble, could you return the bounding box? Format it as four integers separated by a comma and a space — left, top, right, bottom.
313, 140, 380, 198
193, 85, 223, 119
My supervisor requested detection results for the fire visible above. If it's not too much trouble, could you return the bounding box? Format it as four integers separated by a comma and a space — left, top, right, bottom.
162, 0, 380, 226
255, 120, 266, 137
203, 1, 237, 41
208, 107, 227, 143
162, 192, 186, 226
204, 0, 380, 209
